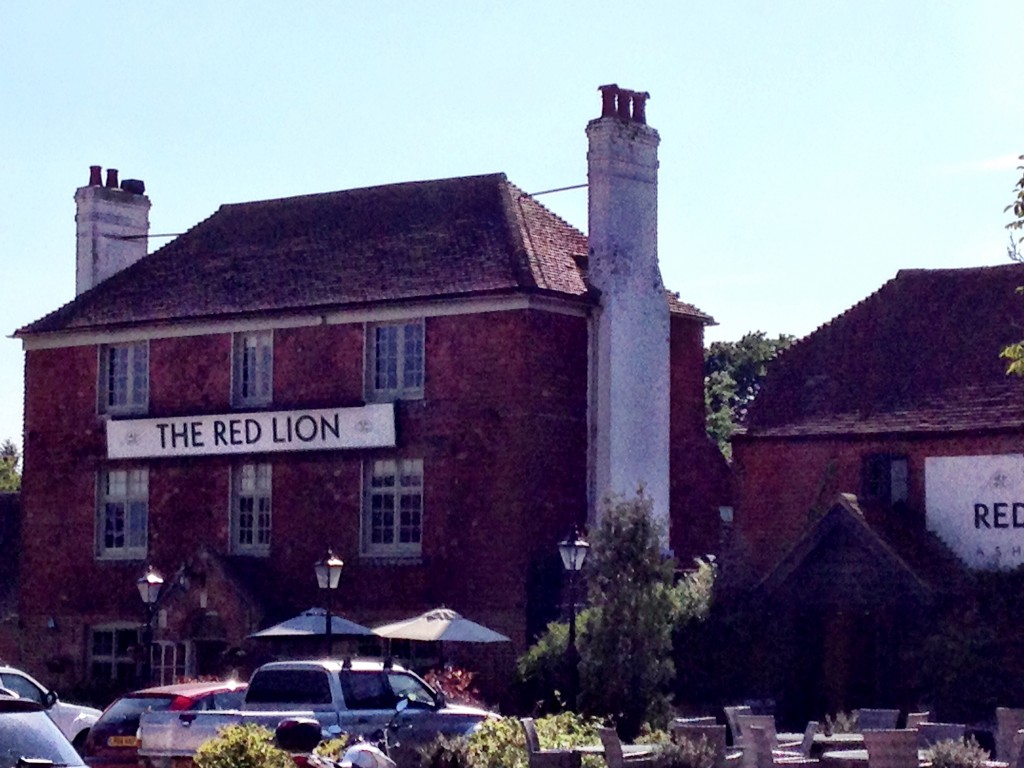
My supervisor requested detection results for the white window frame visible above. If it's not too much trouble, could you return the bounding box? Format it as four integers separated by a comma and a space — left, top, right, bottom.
366, 320, 424, 401
361, 458, 423, 558
89, 623, 141, 684
232, 330, 273, 407
231, 463, 272, 555
99, 341, 149, 415
96, 468, 149, 560
151, 640, 193, 685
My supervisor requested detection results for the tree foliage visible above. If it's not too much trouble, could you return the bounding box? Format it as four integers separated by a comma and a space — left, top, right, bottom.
578, 491, 680, 739
1002, 155, 1024, 375
0, 440, 20, 492
705, 332, 794, 458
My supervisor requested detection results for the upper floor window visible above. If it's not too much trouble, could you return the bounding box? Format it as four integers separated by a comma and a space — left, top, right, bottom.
99, 342, 149, 415
231, 463, 272, 555
362, 458, 423, 558
861, 454, 909, 506
233, 331, 273, 407
366, 321, 424, 401
97, 468, 148, 559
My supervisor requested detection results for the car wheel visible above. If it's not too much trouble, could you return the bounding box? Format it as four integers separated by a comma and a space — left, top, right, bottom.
72, 730, 89, 751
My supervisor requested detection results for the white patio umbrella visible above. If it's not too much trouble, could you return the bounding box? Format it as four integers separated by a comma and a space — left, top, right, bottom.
249, 607, 375, 638
372, 608, 510, 643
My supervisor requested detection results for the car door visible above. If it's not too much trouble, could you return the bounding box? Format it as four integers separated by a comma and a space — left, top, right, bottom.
336, 670, 396, 738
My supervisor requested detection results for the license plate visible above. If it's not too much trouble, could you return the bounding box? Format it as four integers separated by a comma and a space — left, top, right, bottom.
107, 736, 139, 748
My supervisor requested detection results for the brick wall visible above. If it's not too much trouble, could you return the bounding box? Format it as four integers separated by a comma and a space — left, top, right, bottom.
669, 315, 732, 562
18, 307, 592, 685
733, 431, 1024, 578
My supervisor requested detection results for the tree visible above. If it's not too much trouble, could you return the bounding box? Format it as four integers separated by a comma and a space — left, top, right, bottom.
578, 490, 680, 739
0, 440, 20, 492
705, 332, 794, 458
1002, 155, 1024, 374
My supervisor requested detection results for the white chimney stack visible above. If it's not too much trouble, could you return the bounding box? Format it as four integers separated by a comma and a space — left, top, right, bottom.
586, 84, 671, 541
75, 165, 151, 295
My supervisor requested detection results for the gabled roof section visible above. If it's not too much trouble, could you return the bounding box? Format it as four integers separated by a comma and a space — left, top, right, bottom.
758, 493, 934, 606
744, 263, 1024, 436
18, 174, 591, 336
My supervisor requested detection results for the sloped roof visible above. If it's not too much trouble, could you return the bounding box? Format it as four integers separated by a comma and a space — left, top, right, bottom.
18, 173, 711, 336
743, 263, 1024, 437
758, 494, 935, 606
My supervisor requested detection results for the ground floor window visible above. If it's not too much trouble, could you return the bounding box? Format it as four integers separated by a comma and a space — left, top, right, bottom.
89, 624, 140, 685
151, 640, 192, 685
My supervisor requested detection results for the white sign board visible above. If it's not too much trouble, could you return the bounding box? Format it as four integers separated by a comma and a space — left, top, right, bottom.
925, 454, 1024, 570
107, 404, 395, 459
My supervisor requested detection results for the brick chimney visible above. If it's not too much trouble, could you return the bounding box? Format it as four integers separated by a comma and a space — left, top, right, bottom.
586, 84, 671, 543
75, 165, 151, 295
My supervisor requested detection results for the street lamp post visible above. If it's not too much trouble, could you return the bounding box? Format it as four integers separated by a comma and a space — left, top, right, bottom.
314, 550, 344, 658
558, 528, 589, 711
136, 565, 164, 686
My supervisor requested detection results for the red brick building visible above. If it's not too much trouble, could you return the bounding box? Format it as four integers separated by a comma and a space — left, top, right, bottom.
731, 263, 1024, 717
13, 87, 729, 694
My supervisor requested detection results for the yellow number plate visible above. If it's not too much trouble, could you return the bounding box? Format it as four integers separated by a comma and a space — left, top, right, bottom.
107, 736, 140, 748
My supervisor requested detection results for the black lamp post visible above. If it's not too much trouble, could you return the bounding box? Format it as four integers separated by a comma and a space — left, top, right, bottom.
558, 528, 589, 711
314, 550, 344, 658
136, 565, 164, 686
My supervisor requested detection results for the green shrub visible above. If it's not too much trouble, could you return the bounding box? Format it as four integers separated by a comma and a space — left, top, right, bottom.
314, 735, 351, 760
653, 737, 717, 768
419, 733, 473, 768
194, 724, 294, 768
466, 712, 604, 768
927, 738, 989, 768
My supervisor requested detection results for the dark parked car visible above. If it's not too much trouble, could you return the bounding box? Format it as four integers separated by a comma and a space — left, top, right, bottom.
82, 680, 247, 768
0, 694, 86, 768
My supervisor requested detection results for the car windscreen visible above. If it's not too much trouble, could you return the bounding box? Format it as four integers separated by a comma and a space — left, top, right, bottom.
95, 696, 176, 727
0, 709, 83, 767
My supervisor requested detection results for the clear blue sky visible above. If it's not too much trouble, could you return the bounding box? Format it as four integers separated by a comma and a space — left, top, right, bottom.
2, 2, 1022, 451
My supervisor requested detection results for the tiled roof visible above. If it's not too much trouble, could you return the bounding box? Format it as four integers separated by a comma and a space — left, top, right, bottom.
19, 174, 594, 335
743, 263, 1024, 436
19, 173, 713, 335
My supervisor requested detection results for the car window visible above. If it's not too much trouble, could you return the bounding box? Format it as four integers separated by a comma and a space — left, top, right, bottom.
247, 671, 331, 705
204, 690, 247, 710
338, 671, 395, 711
96, 696, 176, 727
0, 709, 82, 768
387, 672, 436, 708
0, 674, 44, 705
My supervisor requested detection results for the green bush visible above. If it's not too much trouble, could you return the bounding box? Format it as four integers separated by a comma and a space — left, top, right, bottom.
314, 735, 351, 760
927, 737, 989, 768
194, 724, 294, 768
653, 737, 717, 768
419, 733, 473, 768
466, 712, 603, 768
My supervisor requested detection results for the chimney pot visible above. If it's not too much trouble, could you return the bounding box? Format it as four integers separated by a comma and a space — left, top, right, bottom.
599, 84, 619, 118
632, 92, 650, 125
121, 179, 146, 195
105, 168, 119, 188
89, 166, 103, 186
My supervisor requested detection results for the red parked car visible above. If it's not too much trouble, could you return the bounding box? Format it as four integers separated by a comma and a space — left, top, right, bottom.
82, 680, 247, 768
